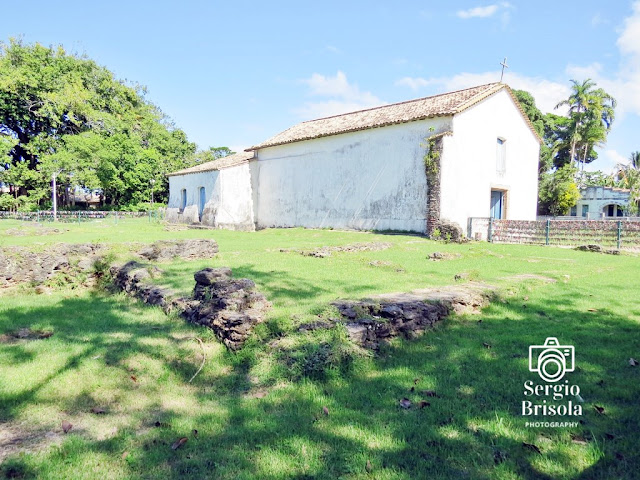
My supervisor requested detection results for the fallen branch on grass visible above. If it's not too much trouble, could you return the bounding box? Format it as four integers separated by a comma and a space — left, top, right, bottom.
188, 337, 206, 383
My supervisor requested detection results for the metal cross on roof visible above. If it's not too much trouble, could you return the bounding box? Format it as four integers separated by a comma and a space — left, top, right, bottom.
500, 57, 509, 83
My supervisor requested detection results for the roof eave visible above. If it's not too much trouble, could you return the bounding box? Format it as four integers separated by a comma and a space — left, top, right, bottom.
167, 159, 253, 177
246, 113, 455, 151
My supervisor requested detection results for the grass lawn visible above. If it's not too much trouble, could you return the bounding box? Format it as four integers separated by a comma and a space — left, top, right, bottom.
1, 219, 639, 479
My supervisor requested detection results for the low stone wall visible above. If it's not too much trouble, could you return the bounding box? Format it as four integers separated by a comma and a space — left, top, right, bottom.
109, 263, 270, 351
0, 239, 221, 288
0, 243, 106, 286
182, 268, 271, 350
109, 261, 172, 308
332, 300, 450, 349
330, 284, 492, 349
138, 239, 219, 261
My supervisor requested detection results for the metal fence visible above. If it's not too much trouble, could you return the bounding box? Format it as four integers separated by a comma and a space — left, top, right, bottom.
0, 210, 165, 223
468, 217, 640, 249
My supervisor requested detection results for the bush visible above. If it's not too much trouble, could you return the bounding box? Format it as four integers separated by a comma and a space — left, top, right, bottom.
434, 219, 464, 242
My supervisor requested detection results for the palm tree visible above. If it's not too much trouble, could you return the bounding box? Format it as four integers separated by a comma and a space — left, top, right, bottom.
615, 152, 640, 215
555, 79, 617, 171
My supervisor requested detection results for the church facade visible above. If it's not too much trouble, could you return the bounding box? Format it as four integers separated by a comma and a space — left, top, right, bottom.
166, 83, 540, 235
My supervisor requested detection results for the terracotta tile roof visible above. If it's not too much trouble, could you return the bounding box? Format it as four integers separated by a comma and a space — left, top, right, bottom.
247, 83, 540, 150
167, 151, 255, 177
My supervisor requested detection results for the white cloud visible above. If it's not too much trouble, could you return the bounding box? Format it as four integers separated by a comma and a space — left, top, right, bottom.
584, 149, 627, 173
591, 13, 608, 27
395, 77, 431, 90
456, 2, 512, 19
295, 71, 384, 119
617, 2, 640, 56
456, 5, 499, 19
562, 2, 640, 118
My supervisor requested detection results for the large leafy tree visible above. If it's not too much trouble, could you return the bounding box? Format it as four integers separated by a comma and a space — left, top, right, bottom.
0, 39, 196, 209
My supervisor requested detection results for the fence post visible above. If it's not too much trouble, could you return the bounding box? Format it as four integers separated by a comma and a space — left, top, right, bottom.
617, 220, 622, 249
488, 217, 493, 243
545, 218, 550, 246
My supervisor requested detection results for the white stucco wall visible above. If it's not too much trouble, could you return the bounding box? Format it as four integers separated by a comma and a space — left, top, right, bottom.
441, 89, 540, 230
214, 163, 255, 229
166, 163, 254, 230
252, 118, 451, 232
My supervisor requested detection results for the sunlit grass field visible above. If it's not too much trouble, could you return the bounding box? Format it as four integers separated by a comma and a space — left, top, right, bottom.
1, 219, 639, 479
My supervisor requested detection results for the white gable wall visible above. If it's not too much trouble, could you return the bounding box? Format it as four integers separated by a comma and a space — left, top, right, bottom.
440, 89, 540, 229
166, 163, 254, 230
253, 117, 452, 232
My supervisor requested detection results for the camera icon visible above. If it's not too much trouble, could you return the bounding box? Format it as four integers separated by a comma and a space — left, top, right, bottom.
529, 337, 574, 382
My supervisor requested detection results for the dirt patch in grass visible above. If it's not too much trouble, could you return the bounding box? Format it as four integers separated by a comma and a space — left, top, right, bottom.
368, 260, 405, 272
5, 226, 67, 237
427, 251, 462, 261
0, 327, 54, 343
0, 422, 63, 462
504, 273, 557, 283
281, 242, 392, 258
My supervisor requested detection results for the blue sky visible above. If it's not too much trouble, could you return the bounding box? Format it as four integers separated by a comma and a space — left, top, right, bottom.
3, 1, 639, 172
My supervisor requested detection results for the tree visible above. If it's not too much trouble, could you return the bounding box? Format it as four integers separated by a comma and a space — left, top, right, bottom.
614, 151, 640, 215
513, 90, 551, 175
538, 164, 580, 216
194, 146, 235, 164
554, 79, 616, 171
0, 38, 196, 209
514, 81, 616, 215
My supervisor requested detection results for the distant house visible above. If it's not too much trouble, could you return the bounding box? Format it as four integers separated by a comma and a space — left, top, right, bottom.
167, 83, 541, 234
572, 186, 634, 218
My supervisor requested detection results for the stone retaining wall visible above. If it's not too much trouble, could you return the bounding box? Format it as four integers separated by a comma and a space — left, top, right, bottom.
109, 262, 271, 351
0, 243, 106, 286
332, 300, 450, 349
330, 284, 492, 349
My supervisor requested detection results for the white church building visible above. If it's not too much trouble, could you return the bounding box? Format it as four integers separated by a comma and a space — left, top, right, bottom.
166, 83, 541, 235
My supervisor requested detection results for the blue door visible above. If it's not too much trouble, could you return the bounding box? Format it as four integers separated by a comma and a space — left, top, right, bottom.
198, 187, 206, 221
490, 190, 504, 219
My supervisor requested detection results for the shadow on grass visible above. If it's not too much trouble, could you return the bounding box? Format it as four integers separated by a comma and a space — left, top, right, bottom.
1, 287, 639, 479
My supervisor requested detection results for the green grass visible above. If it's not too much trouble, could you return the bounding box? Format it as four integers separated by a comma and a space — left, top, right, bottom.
1, 219, 639, 479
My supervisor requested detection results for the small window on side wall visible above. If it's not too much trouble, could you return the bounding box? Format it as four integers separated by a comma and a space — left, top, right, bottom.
180, 189, 187, 213
496, 137, 506, 174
